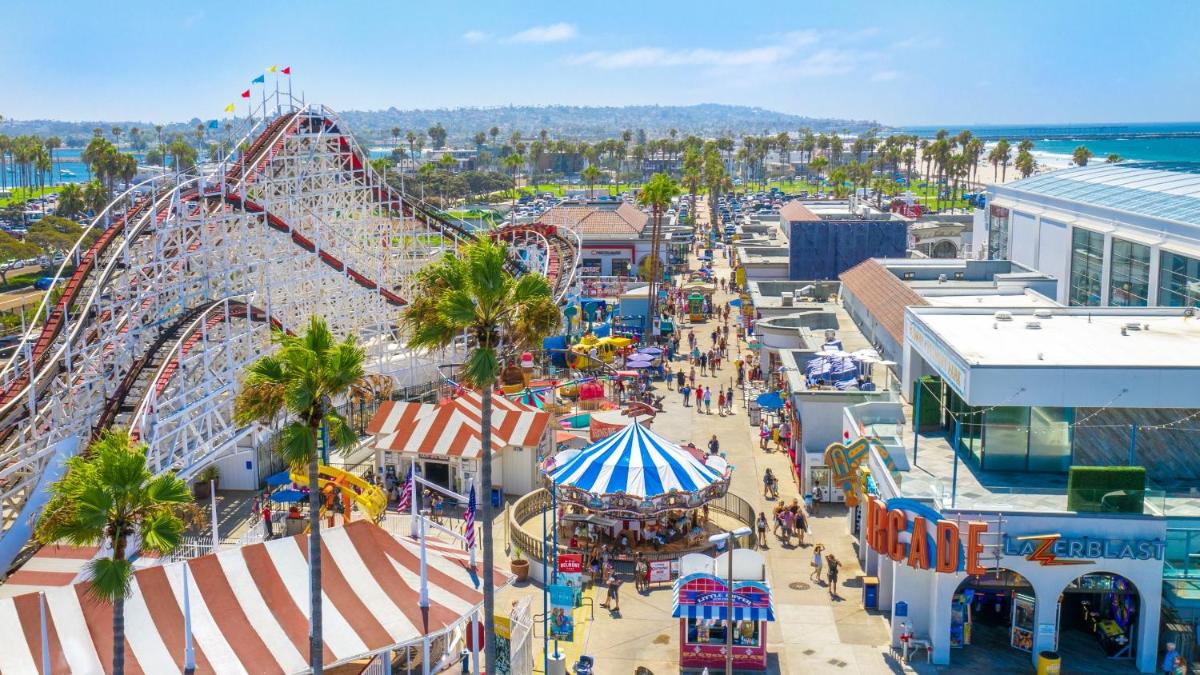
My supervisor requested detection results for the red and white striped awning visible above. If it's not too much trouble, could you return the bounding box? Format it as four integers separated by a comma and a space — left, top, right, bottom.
0, 521, 508, 674
368, 389, 550, 459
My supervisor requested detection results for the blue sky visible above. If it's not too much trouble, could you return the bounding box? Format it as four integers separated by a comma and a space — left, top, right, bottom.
3, 0, 1197, 126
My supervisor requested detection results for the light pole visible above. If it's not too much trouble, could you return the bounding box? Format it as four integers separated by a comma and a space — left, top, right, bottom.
709, 526, 752, 674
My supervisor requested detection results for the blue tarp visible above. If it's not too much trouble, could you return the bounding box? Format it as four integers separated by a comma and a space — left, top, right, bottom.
270, 489, 306, 503
756, 391, 786, 410
265, 471, 293, 487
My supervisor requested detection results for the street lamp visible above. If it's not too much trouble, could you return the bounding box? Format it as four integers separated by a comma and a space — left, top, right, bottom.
710, 526, 753, 674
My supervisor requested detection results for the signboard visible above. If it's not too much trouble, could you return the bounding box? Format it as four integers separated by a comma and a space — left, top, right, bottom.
557, 553, 584, 605
548, 584, 575, 640
1004, 533, 1166, 565
649, 560, 673, 583
824, 437, 899, 507
904, 320, 969, 393
865, 497, 988, 575
584, 249, 632, 257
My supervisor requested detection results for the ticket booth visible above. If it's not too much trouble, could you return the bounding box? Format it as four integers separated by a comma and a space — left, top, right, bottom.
672, 551, 774, 671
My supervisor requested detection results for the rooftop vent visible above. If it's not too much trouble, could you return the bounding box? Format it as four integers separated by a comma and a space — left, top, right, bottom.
1025, 320, 1042, 330
993, 311, 1014, 321
781, 291, 794, 307
1124, 322, 1143, 331
937, 274, 948, 283
1033, 309, 1053, 319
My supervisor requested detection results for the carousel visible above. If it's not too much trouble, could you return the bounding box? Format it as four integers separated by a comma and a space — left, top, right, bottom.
544, 422, 732, 562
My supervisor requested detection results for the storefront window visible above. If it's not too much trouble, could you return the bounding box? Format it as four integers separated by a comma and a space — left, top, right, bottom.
685, 619, 759, 647
580, 258, 602, 276
982, 407, 1030, 471
1027, 407, 1074, 472
611, 259, 631, 277
1108, 238, 1150, 306
1068, 228, 1105, 306
1158, 250, 1200, 307
987, 205, 1010, 260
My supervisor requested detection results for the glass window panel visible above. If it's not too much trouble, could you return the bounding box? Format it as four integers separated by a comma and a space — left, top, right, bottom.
987, 205, 1010, 260
1109, 237, 1150, 306
982, 407, 1030, 471
1158, 251, 1200, 308
1068, 229, 1105, 306
1027, 407, 1073, 472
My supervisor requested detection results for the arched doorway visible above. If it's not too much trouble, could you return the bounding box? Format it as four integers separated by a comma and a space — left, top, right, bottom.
1057, 572, 1140, 664
931, 239, 959, 258
948, 568, 1037, 668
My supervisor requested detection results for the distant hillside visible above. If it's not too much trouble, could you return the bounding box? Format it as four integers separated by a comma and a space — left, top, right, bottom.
338, 104, 880, 143
0, 104, 880, 147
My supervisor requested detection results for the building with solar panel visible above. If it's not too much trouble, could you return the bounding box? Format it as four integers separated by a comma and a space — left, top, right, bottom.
977, 162, 1200, 308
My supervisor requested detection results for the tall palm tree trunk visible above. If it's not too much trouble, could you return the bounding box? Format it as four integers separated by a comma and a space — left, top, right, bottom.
308, 422, 324, 674
480, 388, 497, 672
112, 533, 128, 675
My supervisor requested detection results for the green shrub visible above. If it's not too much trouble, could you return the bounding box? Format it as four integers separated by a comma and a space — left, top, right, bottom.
1067, 466, 1146, 513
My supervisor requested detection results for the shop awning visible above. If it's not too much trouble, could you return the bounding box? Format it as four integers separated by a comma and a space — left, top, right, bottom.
671, 577, 776, 622
368, 389, 550, 459
0, 521, 510, 674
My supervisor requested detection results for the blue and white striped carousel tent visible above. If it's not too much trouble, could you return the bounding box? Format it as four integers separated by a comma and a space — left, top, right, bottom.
549, 422, 724, 499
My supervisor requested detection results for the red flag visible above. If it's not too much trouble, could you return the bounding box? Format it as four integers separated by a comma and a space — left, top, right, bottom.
281, 66, 291, 75
240, 89, 251, 98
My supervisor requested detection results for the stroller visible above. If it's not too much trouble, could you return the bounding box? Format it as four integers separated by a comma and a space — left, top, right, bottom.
573, 655, 594, 674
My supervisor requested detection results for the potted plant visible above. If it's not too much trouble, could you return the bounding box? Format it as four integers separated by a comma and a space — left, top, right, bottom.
510, 547, 530, 582
193, 465, 221, 499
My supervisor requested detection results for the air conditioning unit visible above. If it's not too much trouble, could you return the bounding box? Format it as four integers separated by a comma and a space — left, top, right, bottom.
993, 311, 1014, 321
1025, 320, 1042, 330
1033, 309, 1053, 319
781, 292, 794, 307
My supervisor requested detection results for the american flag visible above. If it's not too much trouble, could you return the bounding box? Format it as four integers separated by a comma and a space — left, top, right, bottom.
464, 484, 477, 552
396, 465, 413, 512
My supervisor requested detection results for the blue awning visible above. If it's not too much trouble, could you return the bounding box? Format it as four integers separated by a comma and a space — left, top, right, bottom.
671, 603, 775, 622
755, 391, 785, 410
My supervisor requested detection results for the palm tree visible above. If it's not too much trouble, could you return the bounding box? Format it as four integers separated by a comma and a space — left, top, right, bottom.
988, 139, 1012, 182
502, 152, 524, 206
1015, 150, 1037, 178
682, 146, 703, 225
1106, 153, 1122, 164
234, 316, 366, 675
581, 164, 602, 198
809, 156, 829, 184
1072, 145, 1093, 167
489, 126, 500, 145
35, 430, 194, 675
44, 136, 61, 186
402, 239, 560, 673
391, 126, 401, 150
638, 172, 681, 329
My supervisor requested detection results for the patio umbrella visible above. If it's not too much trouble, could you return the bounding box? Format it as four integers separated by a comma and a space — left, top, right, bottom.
637, 346, 664, 356
625, 360, 652, 369
728, 298, 742, 307
265, 471, 293, 487
270, 489, 306, 503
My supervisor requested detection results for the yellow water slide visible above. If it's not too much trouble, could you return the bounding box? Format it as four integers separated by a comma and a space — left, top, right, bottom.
289, 464, 389, 522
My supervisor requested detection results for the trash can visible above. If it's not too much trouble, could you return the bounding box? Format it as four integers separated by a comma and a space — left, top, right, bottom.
1036, 650, 1060, 675
862, 576, 879, 609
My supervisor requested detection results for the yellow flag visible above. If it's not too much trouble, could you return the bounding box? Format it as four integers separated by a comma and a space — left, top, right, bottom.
267, 65, 279, 73
223, 103, 235, 113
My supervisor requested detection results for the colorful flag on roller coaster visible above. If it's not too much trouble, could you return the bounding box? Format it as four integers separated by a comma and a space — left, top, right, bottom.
240, 89, 251, 98
207, 120, 219, 129
223, 103, 235, 113
396, 465, 413, 512
251, 74, 265, 84
281, 66, 291, 75
267, 65, 279, 73
464, 484, 477, 552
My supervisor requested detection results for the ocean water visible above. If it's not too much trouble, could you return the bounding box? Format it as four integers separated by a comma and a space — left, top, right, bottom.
7, 147, 151, 187
898, 122, 1200, 165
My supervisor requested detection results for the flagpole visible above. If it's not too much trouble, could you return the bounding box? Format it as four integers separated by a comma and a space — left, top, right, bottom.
418, 507, 430, 608
287, 72, 293, 109
39, 591, 49, 674
274, 72, 280, 116
183, 564, 196, 675
410, 464, 419, 538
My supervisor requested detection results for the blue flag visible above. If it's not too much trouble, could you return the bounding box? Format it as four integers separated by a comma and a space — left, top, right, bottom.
207, 119, 219, 129
251, 74, 265, 84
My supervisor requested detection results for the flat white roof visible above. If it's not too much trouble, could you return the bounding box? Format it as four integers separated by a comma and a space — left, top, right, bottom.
911, 307, 1200, 368
924, 294, 1059, 309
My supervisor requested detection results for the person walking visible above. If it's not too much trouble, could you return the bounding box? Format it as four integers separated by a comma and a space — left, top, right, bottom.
694, 384, 703, 410
676, 369, 686, 390
717, 390, 726, 417
810, 544, 826, 582
703, 386, 713, 414
689, 367, 697, 389
756, 511, 768, 549
603, 570, 621, 612
699, 352, 708, 373
681, 384, 692, 407
708, 434, 720, 456
762, 468, 776, 498
795, 504, 808, 547
778, 506, 794, 546
262, 503, 273, 539
634, 554, 649, 593
665, 363, 674, 390
827, 554, 841, 597
725, 386, 735, 414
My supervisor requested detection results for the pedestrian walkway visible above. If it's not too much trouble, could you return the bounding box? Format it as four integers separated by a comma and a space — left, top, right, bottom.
498, 196, 905, 673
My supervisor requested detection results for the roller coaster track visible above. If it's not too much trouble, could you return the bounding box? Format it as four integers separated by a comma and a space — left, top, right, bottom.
0, 95, 580, 571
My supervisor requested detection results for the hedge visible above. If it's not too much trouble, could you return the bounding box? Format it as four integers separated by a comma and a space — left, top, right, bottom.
1066, 466, 1147, 513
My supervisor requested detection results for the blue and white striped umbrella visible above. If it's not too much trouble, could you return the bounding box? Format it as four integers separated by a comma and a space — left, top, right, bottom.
549, 422, 723, 499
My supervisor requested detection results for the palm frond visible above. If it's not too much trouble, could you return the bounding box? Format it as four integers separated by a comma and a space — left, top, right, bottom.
277, 420, 317, 471
463, 347, 500, 389
86, 557, 134, 604
139, 512, 184, 554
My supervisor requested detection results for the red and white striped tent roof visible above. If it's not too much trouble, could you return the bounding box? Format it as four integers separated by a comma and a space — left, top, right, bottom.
368, 389, 550, 459
0, 521, 509, 674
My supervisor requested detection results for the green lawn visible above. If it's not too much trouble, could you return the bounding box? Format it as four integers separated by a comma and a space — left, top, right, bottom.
753, 177, 971, 211
0, 186, 61, 207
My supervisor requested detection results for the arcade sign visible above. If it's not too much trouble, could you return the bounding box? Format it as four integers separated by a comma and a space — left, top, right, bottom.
1003, 533, 1166, 566
865, 497, 988, 575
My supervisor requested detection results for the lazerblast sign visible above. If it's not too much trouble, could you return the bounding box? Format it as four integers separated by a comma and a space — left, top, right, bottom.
865, 497, 988, 575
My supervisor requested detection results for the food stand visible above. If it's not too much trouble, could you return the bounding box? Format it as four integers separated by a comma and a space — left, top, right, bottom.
672, 551, 774, 671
